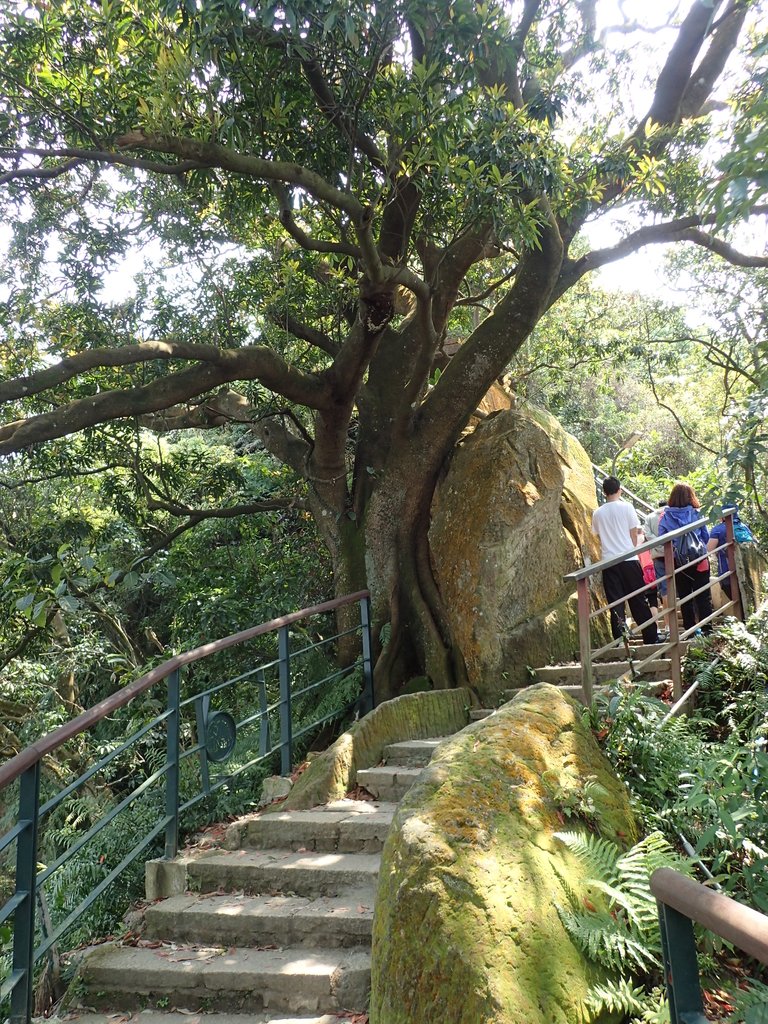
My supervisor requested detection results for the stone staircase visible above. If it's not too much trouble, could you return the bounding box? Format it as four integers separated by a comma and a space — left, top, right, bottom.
61, 738, 447, 1024
470, 641, 684, 720
59, 650, 681, 1022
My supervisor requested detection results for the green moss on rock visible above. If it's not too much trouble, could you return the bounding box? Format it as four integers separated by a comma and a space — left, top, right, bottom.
278, 688, 475, 810
370, 684, 636, 1024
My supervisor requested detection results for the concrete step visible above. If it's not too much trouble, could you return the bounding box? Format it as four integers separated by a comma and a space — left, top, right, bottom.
555, 680, 669, 705
470, 708, 494, 720
148, 849, 380, 900
225, 802, 396, 854
79, 942, 371, 1015
591, 640, 688, 662
382, 737, 446, 768
355, 766, 422, 801
52, 1013, 365, 1024
144, 890, 374, 948
533, 658, 671, 686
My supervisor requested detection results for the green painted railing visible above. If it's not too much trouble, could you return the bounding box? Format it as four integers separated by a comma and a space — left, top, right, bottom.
0, 591, 373, 1024
651, 867, 768, 1023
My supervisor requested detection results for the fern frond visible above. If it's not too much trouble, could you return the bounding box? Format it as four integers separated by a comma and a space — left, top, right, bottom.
588, 877, 645, 926
617, 831, 679, 884
556, 903, 659, 972
585, 977, 648, 1017
725, 977, 768, 1023
554, 830, 621, 885
628, 986, 670, 1024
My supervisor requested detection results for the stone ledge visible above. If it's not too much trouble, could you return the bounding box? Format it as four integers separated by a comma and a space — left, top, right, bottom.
277, 688, 475, 811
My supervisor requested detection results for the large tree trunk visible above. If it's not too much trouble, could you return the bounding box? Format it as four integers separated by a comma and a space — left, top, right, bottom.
355, 453, 468, 702
321, 206, 565, 701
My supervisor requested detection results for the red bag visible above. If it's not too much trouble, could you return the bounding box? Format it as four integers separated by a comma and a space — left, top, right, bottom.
639, 548, 655, 586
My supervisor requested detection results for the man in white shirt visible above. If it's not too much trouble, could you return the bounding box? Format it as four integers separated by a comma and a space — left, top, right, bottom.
591, 476, 659, 644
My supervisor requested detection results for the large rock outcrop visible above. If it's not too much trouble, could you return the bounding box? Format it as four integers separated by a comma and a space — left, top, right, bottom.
370, 684, 637, 1024
430, 400, 603, 700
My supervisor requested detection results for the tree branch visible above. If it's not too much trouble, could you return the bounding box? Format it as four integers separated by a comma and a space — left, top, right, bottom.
673, 228, 768, 268
0, 341, 238, 404
556, 215, 768, 298
272, 183, 361, 257
144, 496, 300, 519
0, 146, 204, 182
138, 388, 257, 432
267, 308, 339, 356
300, 56, 386, 169
455, 265, 518, 307
252, 413, 313, 477
127, 499, 300, 574
647, 334, 759, 386
645, 356, 720, 456
680, 2, 747, 119
0, 351, 330, 456
508, 0, 543, 106
115, 132, 365, 219
642, 0, 721, 128
0, 463, 124, 489
0, 157, 84, 185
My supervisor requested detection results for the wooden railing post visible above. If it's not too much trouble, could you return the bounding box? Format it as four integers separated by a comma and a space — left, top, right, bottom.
576, 577, 593, 705
651, 867, 768, 1024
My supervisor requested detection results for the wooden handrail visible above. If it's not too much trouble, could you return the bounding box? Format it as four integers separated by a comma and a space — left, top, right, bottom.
651, 867, 768, 964
0, 590, 370, 792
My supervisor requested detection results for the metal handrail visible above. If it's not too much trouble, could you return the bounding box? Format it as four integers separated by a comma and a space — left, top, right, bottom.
592, 463, 655, 515
651, 867, 768, 1023
564, 518, 708, 581
564, 512, 743, 705
0, 590, 369, 792
0, 590, 373, 1024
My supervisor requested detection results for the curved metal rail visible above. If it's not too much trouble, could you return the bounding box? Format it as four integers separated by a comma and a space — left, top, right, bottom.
0, 591, 373, 1023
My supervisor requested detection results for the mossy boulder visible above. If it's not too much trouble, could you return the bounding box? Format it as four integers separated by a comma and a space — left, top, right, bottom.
277, 688, 474, 810
370, 684, 637, 1024
430, 400, 607, 702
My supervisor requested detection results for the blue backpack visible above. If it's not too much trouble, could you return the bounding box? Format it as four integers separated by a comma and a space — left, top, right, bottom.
734, 521, 754, 544
672, 530, 708, 569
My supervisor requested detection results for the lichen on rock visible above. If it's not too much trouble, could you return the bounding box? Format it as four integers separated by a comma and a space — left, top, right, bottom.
370, 684, 636, 1024
430, 399, 609, 701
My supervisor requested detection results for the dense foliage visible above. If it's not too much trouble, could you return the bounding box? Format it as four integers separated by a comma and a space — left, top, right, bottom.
581, 607, 768, 1020
0, 0, 766, 698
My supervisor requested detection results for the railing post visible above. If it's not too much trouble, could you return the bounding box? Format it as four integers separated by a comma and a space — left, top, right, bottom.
576, 578, 593, 705
723, 510, 744, 621
164, 668, 181, 861
257, 669, 271, 757
657, 901, 708, 1024
10, 761, 40, 1024
279, 625, 293, 776
360, 596, 375, 713
664, 539, 682, 703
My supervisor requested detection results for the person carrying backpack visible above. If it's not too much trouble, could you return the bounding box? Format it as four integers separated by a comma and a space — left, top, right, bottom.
707, 503, 755, 601
591, 476, 660, 645
658, 483, 713, 635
